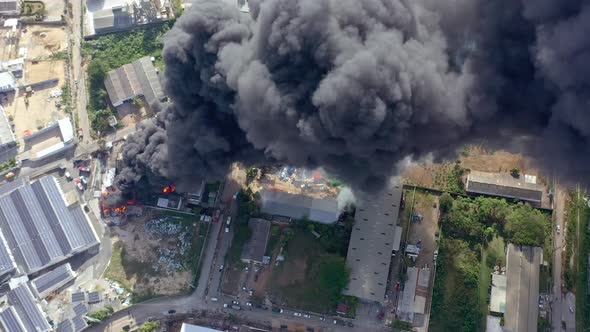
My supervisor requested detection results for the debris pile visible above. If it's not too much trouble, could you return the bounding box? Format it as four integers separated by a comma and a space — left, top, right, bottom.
144, 217, 192, 273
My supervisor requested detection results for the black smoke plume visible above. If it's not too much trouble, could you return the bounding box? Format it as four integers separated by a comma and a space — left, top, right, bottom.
115, 0, 590, 197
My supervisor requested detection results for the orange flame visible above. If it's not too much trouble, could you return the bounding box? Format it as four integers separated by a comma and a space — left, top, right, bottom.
162, 185, 176, 194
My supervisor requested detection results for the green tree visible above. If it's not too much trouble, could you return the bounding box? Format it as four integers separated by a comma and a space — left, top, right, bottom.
317, 257, 349, 306
439, 192, 453, 214
504, 203, 547, 247
474, 197, 509, 226
138, 320, 160, 332
510, 167, 520, 178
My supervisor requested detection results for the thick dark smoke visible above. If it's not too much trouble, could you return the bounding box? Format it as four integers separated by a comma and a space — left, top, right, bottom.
115, 0, 590, 197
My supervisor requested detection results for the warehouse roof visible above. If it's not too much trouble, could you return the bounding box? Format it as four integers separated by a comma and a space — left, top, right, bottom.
72, 314, 87, 331
92, 7, 132, 34
0, 306, 26, 332
0, 105, 16, 150
505, 244, 541, 332
344, 181, 403, 302
260, 189, 339, 224
0, 176, 99, 273
30, 263, 75, 298
181, 323, 224, 332
0, 230, 16, 278
466, 171, 544, 204
104, 57, 164, 107
241, 218, 271, 263
4, 283, 51, 332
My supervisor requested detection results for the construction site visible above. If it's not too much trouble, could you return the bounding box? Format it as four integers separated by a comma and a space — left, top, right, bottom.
0, 21, 70, 146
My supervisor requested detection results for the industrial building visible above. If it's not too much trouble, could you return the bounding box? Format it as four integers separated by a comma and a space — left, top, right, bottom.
92, 6, 133, 35
21, 117, 75, 162
397, 267, 431, 323
0, 105, 17, 160
0, 0, 19, 16
104, 56, 164, 108
181, 323, 224, 332
0, 176, 99, 276
241, 218, 271, 264
0, 283, 51, 332
30, 263, 76, 299
466, 170, 545, 207
259, 189, 339, 224
344, 182, 403, 302
504, 244, 542, 332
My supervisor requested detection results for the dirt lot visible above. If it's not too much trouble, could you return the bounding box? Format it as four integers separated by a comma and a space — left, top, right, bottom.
2, 60, 67, 141
43, 0, 66, 17
105, 211, 198, 298
116, 101, 153, 127
20, 25, 67, 60
402, 145, 543, 188
406, 190, 439, 269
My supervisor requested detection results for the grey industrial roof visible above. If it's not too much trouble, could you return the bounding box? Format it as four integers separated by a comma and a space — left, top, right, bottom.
71, 291, 85, 303
241, 218, 271, 263
0, 230, 16, 278
260, 189, 339, 224
0, 306, 26, 332
0, 0, 17, 13
0, 105, 16, 150
73, 303, 88, 316
6, 283, 51, 332
31, 263, 75, 297
72, 315, 87, 332
56, 319, 73, 332
104, 57, 164, 107
505, 244, 541, 332
92, 7, 132, 33
0, 176, 99, 273
344, 182, 402, 302
87, 291, 100, 303
466, 171, 544, 203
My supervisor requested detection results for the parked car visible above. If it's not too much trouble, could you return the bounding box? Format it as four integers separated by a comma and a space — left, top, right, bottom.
210, 297, 218, 302
556, 225, 561, 234
167, 309, 176, 315
294, 312, 302, 317
232, 300, 239, 305
411, 214, 423, 222
75, 181, 84, 191
64, 171, 72, 180
226, 216, 232, 225
246, 302, 253, 306
303, 314, 311, 318
319, 317, 325, 321
225, 227, 230, 233
219, 265, 224, 272
78, 166, 90, 173
80, 176, 88, 186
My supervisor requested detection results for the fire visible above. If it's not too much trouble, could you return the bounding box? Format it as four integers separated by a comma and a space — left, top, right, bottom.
113, 205, 127, 213
127, 197, 137, 205
162, 184, 176, 194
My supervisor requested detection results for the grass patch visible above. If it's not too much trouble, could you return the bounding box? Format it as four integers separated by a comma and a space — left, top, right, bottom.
433, 161, 466, 193
269, 230, 348, 313
104, 241, 157, 292
187, 222, 210, 284
22, 1, 44, 15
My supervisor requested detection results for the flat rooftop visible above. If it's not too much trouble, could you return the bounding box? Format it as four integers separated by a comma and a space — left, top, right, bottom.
241, 218, 271, 263
466, 170, 544, 204
490, 273, 507, 314
505, 244, 541, 332
260, 189, 339, 224
344, 181, 402, 302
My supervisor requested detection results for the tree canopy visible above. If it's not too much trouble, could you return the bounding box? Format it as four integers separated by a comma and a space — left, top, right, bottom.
504, 203, 548, 247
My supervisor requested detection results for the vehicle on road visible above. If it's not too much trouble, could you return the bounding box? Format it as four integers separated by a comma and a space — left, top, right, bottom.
246, 302, 252, 306
78, 166, 91, 173
226, 216, 232, 225
569, 306, 574, 313
223, 303, 228, 308
80, 176, 88, 185
411, 214, 423, 222
231, 305, 241, 310
211, 297, 218, 302
435, 231, 440, 241
225, 227, 230, 233
232, 300, 239, 305
556, 225, 561, 234
434, 249, 439, 260
74, 180, 84, 191
294, 312, 302, 317
219, 265, 224, 272
319, 317, 325, 321
303, 314, 311, 318
64, 171, 72, 180
248, 290, 253, 296
272, 307, 284, 313
167, 309, 176, 315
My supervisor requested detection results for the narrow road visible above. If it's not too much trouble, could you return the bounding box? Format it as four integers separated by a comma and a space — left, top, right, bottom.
69, 0, 91, 144
552, 186, 565, 331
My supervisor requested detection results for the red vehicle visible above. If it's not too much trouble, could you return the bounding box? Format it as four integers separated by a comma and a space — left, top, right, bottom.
78, 166, 91, 173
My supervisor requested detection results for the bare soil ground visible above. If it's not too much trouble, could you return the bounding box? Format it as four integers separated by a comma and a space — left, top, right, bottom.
2, 60, 67, 141
42, 0, 66, 17
105, 211, 193, 297
20, 26, 67, 60
402, 145, 543, 188
116, 102, 151, 127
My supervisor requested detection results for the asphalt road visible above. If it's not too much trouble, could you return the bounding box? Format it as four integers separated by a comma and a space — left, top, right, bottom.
552, 186, 565, 331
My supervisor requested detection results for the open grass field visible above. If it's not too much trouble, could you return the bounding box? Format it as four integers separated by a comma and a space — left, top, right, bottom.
478, 236, 506, 329
268, 230, 345, 313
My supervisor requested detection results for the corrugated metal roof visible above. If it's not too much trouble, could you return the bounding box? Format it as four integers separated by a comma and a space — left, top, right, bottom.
56, 319, 73, 332
87, 291, 100, 303
0, 176, 99, 273
0, 306, 26, 332
105, 57, 164, 107
133, 57, 164, 105
0, 230, 16, 277
241, 218, 270, 263
31, 263, 75, 297
72, 315, 87, 332
71, 291, 85, 303
73, 303, 88, 316
260, 189, 339, 224
344, 182, 403, 303
0, 0, 17, 12
7, 283, 51, 332
505, 244, 541, 332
